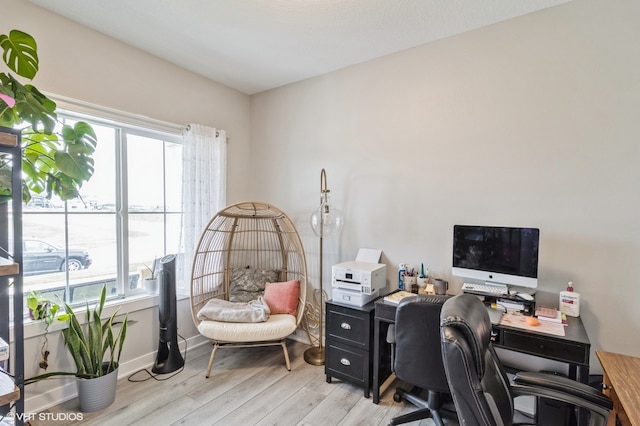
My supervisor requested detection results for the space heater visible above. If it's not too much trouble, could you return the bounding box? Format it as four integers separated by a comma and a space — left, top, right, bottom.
152, 254, 184, 374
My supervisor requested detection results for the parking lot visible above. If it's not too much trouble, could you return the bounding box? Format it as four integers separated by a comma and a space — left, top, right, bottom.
20, 208, 179, 302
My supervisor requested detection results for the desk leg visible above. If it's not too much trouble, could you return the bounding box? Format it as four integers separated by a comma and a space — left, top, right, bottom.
578, 365, 590, 426
569, 364, 590, 426
373, 317, 381, 404
576, 365, 589, 386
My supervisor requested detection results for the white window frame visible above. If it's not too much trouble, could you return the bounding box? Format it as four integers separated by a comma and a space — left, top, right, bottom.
21, 95, 184, 307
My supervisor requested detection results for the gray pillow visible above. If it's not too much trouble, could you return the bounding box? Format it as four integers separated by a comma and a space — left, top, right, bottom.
229, 268, 279, 302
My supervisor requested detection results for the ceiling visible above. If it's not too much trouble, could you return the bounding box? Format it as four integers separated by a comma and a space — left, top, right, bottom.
30, 0, 571, 95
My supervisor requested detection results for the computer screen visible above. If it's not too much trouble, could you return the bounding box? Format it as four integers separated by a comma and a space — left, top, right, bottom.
452, 225, 540, 289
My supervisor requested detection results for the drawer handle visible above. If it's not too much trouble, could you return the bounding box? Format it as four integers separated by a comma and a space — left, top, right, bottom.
341, 322, 352, 330
340, 358, 351, 366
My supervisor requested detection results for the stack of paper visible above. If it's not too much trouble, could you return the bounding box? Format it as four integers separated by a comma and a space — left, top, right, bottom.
383, 291, 415, 304
536, 308, 567, 325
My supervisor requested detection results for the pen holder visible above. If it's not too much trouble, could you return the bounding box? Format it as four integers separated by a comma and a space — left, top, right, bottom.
403, 275, 417, 288
416, 277, 429, 288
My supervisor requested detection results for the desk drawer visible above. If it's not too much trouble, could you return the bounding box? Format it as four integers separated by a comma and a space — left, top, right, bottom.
502, 330, 588, 365
326, 309, 369, 349
326, 344, 366, 383
374, 301, 396, 322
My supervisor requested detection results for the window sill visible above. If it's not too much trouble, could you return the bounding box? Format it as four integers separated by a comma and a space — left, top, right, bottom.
19, 289, 190, 340
22, 292, 164, 340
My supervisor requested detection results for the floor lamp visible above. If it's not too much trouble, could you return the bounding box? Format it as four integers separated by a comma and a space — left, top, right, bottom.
304, 168, 344, 366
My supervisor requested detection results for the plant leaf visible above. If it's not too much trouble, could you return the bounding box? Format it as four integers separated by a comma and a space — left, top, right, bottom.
1, 29, 98, 203
54, 151, 94, 181
116, 315, 128, 366
0, 30, 39, 79
89, 304, 102, 375
104, 324, 114, 373
62, 303, 93, 375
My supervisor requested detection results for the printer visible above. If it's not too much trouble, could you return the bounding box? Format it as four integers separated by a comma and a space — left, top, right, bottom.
331, 249, 387, 306
333, 261, 386, 295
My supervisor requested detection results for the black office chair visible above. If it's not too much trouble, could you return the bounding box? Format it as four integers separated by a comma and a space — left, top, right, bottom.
386, 295, 455, 426
439, 294, 612, 426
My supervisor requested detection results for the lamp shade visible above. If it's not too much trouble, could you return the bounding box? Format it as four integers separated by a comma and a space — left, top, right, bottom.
310, 196, 344, 238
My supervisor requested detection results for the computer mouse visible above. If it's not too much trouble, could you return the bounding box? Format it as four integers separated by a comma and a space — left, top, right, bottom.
516, 292, 534, 301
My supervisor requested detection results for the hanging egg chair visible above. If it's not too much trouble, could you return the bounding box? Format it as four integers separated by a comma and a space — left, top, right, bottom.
190, 201, 307, 377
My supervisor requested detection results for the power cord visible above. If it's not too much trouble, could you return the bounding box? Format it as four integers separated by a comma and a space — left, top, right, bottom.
0, 246, 13, 260
127, 333, 187, 382
0, 368, 14, 379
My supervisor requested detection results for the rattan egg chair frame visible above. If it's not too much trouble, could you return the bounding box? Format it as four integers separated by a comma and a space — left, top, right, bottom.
190, 201, 308, 377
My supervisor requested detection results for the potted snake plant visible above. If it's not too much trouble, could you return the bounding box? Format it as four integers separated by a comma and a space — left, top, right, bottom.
25, 285, 128, 412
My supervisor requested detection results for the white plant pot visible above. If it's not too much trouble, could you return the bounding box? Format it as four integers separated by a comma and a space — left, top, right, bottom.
143, 278, 158, 293
77, 366, 118, 412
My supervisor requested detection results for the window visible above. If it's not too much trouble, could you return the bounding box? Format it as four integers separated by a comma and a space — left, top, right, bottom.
18, 111, 183, 307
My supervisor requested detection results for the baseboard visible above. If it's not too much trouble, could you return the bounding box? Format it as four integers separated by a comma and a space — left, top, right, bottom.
24, 334, 209, 414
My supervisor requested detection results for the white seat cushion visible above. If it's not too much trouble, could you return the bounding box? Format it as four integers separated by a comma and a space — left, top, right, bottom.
197, 314, 297, 343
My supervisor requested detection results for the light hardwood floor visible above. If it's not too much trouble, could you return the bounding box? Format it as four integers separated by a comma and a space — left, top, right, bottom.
30, 339, 458, 426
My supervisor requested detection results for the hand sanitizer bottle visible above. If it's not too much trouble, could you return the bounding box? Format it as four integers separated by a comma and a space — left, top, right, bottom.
559, 281, 580, 317
398, 263, 407, 290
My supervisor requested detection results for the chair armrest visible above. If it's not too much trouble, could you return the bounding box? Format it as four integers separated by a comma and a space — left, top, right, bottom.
386, 324, 395, 344
512, 372, 612, 425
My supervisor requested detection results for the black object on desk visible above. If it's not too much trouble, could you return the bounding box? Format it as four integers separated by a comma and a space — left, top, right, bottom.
373, 296, 592, 425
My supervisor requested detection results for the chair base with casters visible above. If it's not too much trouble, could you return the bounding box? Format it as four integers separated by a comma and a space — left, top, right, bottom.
390, 386, 456, 426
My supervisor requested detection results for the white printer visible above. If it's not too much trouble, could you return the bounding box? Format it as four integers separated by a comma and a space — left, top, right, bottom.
331, 249, 387, 306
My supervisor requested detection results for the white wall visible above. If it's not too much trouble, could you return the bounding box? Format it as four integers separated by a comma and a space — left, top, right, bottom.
250, 0, 640, 372
4, 0, 252, 203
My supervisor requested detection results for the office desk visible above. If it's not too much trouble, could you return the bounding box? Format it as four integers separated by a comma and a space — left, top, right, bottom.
373, 298, 592, 420
596, 351, 640, 426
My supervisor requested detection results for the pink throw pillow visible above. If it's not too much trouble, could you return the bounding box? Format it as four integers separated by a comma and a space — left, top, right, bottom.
263, 280, 300, 315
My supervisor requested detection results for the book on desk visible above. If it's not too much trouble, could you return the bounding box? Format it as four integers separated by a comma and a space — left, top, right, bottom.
382, 290, 415, 304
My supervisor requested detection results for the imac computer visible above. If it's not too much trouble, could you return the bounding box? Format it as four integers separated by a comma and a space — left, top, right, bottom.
452, 225, 540, 293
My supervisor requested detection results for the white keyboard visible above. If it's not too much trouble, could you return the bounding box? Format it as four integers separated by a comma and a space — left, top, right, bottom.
462, 282, 508, 296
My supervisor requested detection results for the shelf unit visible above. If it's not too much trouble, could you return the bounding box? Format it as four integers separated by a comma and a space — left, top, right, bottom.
0, 126, 24, 424
0, 257, 19, 276
0, 373, 20, 406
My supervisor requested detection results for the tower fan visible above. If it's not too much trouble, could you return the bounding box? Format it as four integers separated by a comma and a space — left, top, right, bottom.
152, 254, 184, 374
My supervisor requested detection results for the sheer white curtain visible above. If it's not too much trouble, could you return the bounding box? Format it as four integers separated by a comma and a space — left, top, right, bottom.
177, 124, 227, 294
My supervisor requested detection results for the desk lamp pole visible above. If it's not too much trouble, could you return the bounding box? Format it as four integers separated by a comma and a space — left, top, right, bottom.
305, 168, 343, 366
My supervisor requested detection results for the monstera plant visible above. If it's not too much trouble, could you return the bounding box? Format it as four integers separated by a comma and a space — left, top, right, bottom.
0, 28, 96, 203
